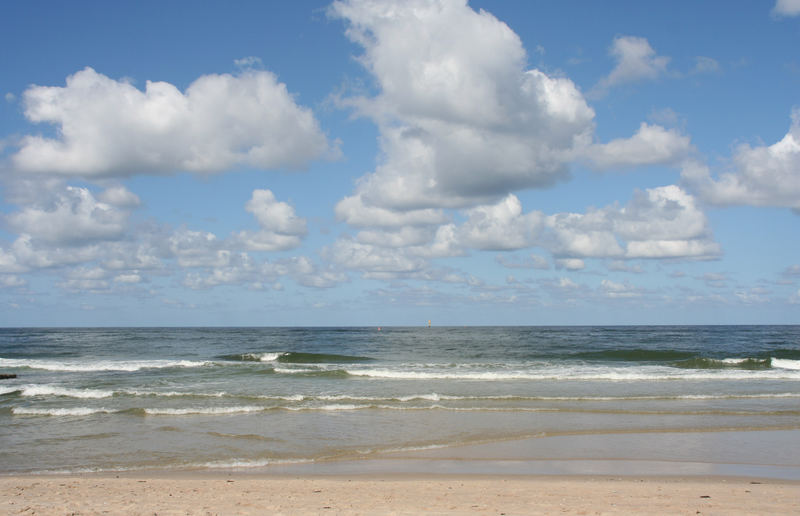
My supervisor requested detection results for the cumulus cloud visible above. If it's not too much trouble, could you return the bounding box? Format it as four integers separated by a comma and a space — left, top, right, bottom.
592, 35, 669, 97
584, 122, 692, 170
236, 189, 307, 251
773, 0, 800, 17
168, 229, 230, 268
6, 186, 131, 245
13, 67, 335, 178
97, 186, 141, 208
457, 185, 719, 260
454, 194, 544, 250
329, 183, 719, 279
682, 109, 800, 210
600, 279, 641, 298
330, 0, 595, 218
335, 193, 448, 228
324, 238, 427, 278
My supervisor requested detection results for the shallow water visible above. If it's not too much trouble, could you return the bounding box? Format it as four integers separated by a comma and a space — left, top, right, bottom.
1, 326, 799, 473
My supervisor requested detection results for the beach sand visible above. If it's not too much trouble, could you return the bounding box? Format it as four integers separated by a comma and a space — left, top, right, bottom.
2, 474, 799, 515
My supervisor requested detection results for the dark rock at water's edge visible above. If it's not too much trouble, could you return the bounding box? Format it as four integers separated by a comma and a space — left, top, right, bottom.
0, 374, 17, 379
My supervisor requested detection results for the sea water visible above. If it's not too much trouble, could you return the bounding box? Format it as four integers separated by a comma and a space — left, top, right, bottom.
1, 326, 798, 474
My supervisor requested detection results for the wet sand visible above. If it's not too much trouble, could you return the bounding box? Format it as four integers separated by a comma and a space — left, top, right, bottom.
3, 429, 799, 514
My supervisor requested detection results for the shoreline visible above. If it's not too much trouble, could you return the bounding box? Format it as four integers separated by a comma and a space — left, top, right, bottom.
6, 427, 799, 480
4, 430, 799, 513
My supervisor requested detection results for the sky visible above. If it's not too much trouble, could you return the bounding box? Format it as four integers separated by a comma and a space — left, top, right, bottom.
0, 0, 799, 327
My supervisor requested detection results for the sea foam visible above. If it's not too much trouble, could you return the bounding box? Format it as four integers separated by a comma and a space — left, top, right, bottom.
0, 357, 212, 372
12, 407, 116, 416
20, 385, 114, 399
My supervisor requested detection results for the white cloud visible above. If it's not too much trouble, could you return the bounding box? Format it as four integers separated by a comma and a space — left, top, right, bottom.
773, 0, 800, 17
592, 36, 669, 96
114, 273, 142, 284
0, 247, 28, 274
329, 184, 719, 276
330, 0, 595, 216
168, 229, 230, 268
97, 186, 140, 208
682, 109, 800, 210
600, 279, 641, 298
584, 123, 692, 170
456, 194, 544, 250
13, 67, 335, 178
336, 194, 448, 228
2, 234, 104, 270
546, 185, 719, 260
236, 189, 307, 252
556, 258, 586, 271
6, 186, 130, 245
324, 238, 426, 277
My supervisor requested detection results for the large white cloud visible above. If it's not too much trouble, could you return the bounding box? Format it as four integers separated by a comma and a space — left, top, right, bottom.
682, 109, 800, 210
13, 67, 335, 177
330, 0, 596, 218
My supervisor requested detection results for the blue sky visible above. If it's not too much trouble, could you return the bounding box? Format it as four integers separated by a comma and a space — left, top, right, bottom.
1, 0, 798, 326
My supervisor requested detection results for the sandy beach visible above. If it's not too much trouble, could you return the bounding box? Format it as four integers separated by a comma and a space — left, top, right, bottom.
2, 474, 799, 515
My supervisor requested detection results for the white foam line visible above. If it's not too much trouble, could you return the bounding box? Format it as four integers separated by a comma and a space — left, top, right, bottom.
12, 407, 116, 416
143, 406, 264, 416
20, 385, 114, 399
0, 358, 212, 372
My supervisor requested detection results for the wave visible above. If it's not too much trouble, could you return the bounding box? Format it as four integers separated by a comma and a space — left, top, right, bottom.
672, 357, 773, 370
772, 359, 800, 370
671, 357, 800, 371
142, 406, 265, 416
0, 357, 212, 372
19, 385, 114, 399
272, 367, 350, 378
218, 351, 373, 364
0, 386, 20, 396
119, 389, 230, 398
343, 367, 800, 381
12, 407, 116, 416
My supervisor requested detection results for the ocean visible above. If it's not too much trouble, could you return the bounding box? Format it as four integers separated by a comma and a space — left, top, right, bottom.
1, 326, 799, 475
